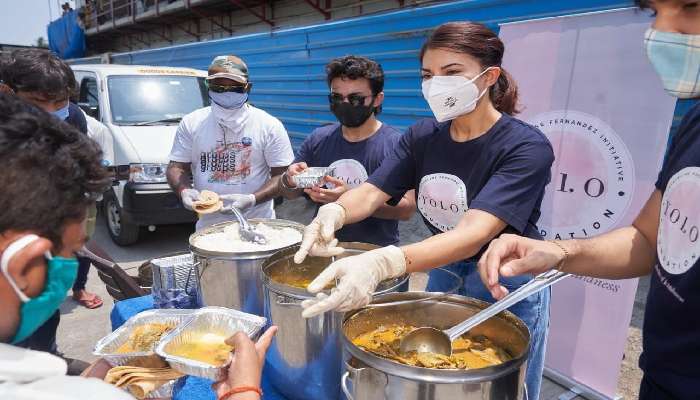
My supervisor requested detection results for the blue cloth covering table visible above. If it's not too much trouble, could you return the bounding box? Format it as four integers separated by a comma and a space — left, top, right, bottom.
110, 295, 288, 400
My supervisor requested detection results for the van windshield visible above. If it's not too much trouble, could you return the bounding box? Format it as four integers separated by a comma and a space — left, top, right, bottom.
107, 75, 209, 125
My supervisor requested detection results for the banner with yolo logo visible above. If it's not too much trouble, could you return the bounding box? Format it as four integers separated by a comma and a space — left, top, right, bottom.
500, 9, 677, 399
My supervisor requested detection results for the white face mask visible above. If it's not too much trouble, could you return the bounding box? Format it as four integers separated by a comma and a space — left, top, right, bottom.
421, 67, 493, 122
210, 98, 248, 124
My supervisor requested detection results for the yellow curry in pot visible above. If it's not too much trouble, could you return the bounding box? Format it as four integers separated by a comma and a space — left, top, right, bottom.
351, 324, 511, 369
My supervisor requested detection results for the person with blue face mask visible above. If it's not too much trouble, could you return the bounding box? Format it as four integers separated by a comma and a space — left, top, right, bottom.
2, 50, 104, 367
3, 49, 88, 134
474, 1, 700, 399
0, 92, 131, 398
167, 55, 295, 230
0, 93, 279, 400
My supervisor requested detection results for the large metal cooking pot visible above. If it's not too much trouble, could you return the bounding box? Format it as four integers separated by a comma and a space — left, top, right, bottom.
262, 243, 438, 400
342, 292, 530, 400
190, 219, 303, 316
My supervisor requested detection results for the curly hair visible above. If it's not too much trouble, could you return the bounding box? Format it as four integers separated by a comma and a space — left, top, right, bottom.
2, 49, 77, 99
325, 55, 384, 96
0, 94, 110, 248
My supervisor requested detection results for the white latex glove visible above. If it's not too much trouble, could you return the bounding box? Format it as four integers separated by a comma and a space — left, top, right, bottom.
180, 188, 201, 211
220, 193, 257, 211
300, 245, 406, 318
294, 203, 346, 264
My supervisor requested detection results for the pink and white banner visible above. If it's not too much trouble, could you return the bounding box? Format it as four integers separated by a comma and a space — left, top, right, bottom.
499, 9, 677, 399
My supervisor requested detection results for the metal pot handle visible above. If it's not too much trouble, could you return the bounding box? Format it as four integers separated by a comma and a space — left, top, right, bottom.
275, 294, 302, 306
341, 371, 354, 400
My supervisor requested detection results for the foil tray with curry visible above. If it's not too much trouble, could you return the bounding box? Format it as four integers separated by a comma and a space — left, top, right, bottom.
351, 324, 511, 369
115, 323, 175, 354
166, 332, 233, 366
114, 323, 233, 367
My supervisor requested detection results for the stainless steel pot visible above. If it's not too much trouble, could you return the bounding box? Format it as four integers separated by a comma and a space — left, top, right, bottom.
261, 243, 415, 400
341, 292, 530, 400
190, 219, 303, 316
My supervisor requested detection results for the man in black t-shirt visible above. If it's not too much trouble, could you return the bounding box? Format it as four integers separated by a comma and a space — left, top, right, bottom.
280, 56, 415, 248
477, 1, 700, 398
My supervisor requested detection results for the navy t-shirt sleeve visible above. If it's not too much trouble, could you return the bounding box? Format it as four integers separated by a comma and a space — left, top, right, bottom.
294, 133, 314, 165
470, 139, 554, 233
655, 106, 700, 192
367, 125, 418, 205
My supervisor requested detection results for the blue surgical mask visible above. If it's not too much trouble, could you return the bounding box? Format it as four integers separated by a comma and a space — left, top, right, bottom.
51, 103, 70, 121
1, 235, 79, 344
644, 28, 700, 99
209, 90, 248, 109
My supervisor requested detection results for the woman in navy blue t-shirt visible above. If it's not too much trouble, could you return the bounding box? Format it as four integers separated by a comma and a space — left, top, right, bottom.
295, 22, 554, 398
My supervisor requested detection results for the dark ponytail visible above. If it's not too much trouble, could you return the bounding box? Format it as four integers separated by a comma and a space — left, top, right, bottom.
491, 68, 519, 115
420, 22, 520, 115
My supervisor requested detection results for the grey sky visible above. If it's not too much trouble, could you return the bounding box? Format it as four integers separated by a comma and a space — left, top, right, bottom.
1, 0, 76, 46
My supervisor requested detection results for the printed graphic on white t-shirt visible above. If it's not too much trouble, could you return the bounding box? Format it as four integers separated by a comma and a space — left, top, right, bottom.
329, 159, 369, 189
658, 166, 700, 276
417, 173, 468, 232
199, 123, 254, 185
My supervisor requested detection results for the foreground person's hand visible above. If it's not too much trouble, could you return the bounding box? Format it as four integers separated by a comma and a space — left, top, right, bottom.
80, 358, 112, 379
477, 234, 564, 300
294, 203, 346, 264
300, 246, 406, 318
212, 326, 278, 400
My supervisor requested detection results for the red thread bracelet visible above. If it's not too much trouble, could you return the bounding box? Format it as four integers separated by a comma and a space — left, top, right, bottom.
218, 386, 263, 400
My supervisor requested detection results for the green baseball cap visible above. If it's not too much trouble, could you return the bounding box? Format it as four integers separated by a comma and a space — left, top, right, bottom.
206, 55, 249, 83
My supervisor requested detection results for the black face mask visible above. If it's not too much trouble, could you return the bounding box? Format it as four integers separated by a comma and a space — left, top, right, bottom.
330, 101, 376, 128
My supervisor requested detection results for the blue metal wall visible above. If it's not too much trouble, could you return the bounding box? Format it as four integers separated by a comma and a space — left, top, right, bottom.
105, 0, 634, 149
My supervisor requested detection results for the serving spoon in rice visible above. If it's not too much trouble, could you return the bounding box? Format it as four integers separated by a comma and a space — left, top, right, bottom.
220, 205, 268, 245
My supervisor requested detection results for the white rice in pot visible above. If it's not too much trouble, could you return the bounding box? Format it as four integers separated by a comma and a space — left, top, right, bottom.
194, 222, 302, 253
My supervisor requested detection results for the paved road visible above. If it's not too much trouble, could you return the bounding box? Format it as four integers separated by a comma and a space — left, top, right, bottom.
55, 197, 645, 399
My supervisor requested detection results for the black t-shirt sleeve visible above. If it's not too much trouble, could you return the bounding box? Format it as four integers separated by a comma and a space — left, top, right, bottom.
470, 139, 554, 234
66, 103, 88, 134
655, 104, 700, 192
367, 125, 418, 205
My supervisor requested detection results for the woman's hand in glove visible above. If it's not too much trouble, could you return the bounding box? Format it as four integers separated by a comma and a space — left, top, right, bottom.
300, 245, 406, 318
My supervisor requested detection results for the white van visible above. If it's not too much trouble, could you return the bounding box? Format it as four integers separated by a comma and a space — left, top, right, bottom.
72, 64, 209, 245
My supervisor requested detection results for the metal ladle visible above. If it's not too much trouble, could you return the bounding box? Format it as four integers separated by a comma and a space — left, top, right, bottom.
399, 269, 569, 355
220, 205, 268, 245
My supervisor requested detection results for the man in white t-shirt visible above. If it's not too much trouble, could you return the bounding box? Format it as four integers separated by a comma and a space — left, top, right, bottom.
167, 55, 294, 229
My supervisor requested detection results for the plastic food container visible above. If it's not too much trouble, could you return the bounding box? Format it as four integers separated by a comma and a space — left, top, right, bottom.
94, 309, 197, 367
156, 307, 267, 380
292, 167, 335, 188
150, 252, 201, 309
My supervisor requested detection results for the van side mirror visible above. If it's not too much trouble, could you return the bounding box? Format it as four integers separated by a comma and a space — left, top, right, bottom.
78, 102, 99, 119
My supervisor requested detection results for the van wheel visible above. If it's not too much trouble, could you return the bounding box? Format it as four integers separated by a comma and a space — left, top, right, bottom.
104, 191, 140, 246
